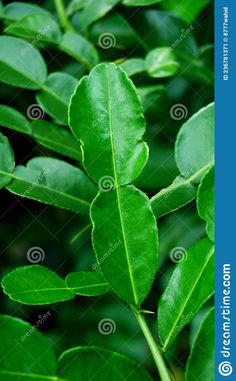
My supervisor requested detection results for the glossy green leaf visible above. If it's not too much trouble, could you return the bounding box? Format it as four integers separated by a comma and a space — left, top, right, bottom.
175, 103, 214, 183
123, 0, 161, 5
69, 63, 148, 185
90, 14, 138, 49
3, 2, 49, 21
158, 238, 214, 350
2, 265, 75, 305
66, 271, 109, 296
58, 346, 153, 380
5, 14, 62, 44
0, 36, 47, 89
6, 157, 97, 214
79, 0, 121, 29
197, 166, 214, 241
0, 315, 57, 379
119, 58, 146, 77
37, 72, 78, 125
91, 185, 159, 306
59, 32, 99, 69
32, 120, 82, 162
161, 0, 210, 24
186, 309, 214, 381
151, 175, 197, 218
0, 132, 15, 189
146, 47, 179, 78
0, 104, 31, 134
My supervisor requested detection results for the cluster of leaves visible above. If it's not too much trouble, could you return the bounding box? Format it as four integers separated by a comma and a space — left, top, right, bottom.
0, 1, 214, 380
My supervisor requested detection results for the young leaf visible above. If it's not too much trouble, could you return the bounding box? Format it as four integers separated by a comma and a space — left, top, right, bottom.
32, 120, 82, 162
5, 14, 62, 44
3, 2, 49, 21
0, 104, 31, 135
160, 0, 210, 24
145, 47, 179, 78
0, 132, 15, 189
0, 36, 47, 89
58, 346, 153, 380
79, 0, 121, 29
158, 238, 214, 350
37, 72, 78, 125
6, 157, 97, 214
151, 175, 197, 218
123, 0, 161, 5
119, 58, 146, 77
175, 103, 214, 182
91, 185, 159, 306
0, 315, 57, 379
2, 265, 75, 305
186, 308, 214, 381
69, 63, 148, 186
59, 32, 99, 69
66, 271, 109, 296
197, 166, 214, 242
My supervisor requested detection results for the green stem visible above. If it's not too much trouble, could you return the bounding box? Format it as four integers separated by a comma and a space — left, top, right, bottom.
53, 0, 75, 32
132, 308, 172, 381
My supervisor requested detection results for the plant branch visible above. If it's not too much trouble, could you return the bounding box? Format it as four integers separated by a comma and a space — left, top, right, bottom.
132, 307, 172, 381
53, 0, 75, 32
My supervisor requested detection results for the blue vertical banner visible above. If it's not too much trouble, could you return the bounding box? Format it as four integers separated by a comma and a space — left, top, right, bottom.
215, 0, 236, 379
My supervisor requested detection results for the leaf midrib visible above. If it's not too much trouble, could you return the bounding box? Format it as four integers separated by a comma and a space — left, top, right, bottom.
7, 282, 108, 295
0, 370, 66, 381
106, 68, 138, 305
162, 247, 214, 350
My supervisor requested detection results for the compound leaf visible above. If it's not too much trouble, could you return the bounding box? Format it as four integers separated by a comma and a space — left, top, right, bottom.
0, 104, 31, 135
0, 132, 15, 189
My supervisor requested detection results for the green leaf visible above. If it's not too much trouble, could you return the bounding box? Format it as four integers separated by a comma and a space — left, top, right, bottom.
37, 72, 78, 125
0, 104, 31, 134
0, 132, 15, 190
0, 36, 47, 89
123, 0, 161, 6
5, 14, 62, 44
58, 346, 153, 380
67, 0, 88, 15
119, 58, 146, 77
0, 315, 57, 379
0, 315, 153, 380
160, 0, 210, 24
3, 2, 49, 22
59, 32, 99, 69
69, 63, 148, 186
158, 238, 214, 350
2, 265, 75, 305
91, 185, 159, 306
175, 103, 214, 183
79, 0, 121, 29
32, 120, 82, 162
66, 271, 109, 296
145, 47, 179, 78
151, 175, 197, 218
6, 157, 97, 214
197, 166, 214, 241
186, 309, 214, 381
